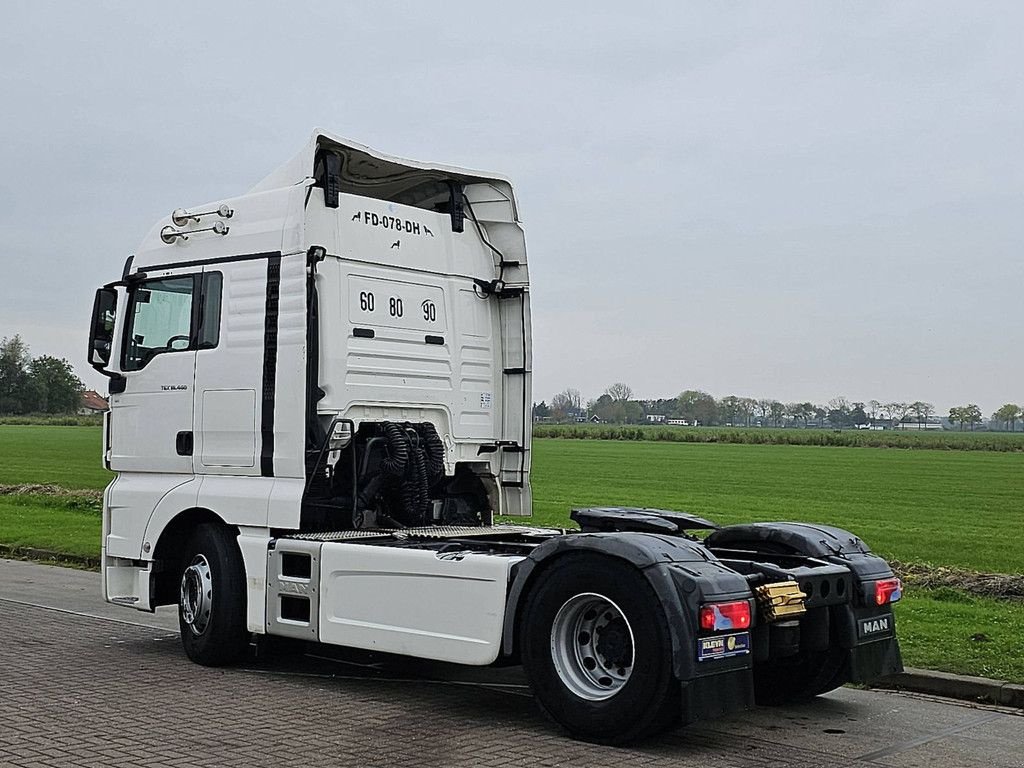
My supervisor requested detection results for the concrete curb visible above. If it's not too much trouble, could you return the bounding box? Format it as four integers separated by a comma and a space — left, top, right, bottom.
0, 544, 99, 570
874, 667, 1024, 708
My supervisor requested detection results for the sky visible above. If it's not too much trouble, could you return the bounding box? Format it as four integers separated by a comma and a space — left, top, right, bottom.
1, 2, 1021, 416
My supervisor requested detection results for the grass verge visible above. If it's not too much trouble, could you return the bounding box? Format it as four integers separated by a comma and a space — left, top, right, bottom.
897, 589, 1024, 683
0, 496, 102, 559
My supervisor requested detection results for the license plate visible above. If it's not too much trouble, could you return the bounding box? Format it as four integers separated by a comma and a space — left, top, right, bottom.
698, 632, 751, 661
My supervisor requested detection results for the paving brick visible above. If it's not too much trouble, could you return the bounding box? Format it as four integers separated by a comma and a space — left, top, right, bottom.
3, 599, 1019, 767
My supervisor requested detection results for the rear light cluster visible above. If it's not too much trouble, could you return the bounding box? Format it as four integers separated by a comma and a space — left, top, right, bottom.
699, 600, 751, 632
874, 577, 903, 606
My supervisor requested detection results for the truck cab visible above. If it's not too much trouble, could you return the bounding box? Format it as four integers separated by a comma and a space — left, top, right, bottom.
88, 131, 902, 744
90, 130, 531, 606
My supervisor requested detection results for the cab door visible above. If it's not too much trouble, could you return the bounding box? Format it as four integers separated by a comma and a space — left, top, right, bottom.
108, 270, 199, 474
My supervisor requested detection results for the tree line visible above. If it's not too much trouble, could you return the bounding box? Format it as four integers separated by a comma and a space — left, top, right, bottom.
534, 384, 1020, 432
0, 336, 85, 415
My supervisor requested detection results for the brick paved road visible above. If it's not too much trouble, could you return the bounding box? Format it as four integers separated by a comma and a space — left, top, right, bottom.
1, 561, 1021, 767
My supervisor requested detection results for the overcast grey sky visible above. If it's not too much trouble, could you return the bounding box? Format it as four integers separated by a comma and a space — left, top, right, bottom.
1, 2, 1021, 415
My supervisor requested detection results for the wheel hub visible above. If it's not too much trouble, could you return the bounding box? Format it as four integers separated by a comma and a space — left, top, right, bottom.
180, 554, 213, 636
595, 617, 632, 668
550, 593, 635, 701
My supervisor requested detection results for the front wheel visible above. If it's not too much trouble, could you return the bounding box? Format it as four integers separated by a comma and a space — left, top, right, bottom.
519, 556, 680, 744
178, 523, 249, 666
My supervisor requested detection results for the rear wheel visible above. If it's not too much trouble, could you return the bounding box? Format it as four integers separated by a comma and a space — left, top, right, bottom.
178, 523, 249, 666
519, 556, 680, 744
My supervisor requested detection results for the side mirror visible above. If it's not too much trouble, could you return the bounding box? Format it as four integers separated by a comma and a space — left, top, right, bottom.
88, 288, 117, 370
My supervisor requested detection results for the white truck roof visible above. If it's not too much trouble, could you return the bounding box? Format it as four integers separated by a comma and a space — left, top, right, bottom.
131, 130, 523, 272
248, 129, 519, 218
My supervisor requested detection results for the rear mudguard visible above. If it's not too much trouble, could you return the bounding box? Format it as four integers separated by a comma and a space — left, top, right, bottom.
706, 522, 904, 681
502, 531, 753, 682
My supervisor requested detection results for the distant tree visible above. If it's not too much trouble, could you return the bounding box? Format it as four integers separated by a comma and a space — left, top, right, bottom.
883, 402, 912, 428
676, 390, 717, 426
949, 404, 982, 431
800, 402, 818, 425
965, 404, 983, 431
622, 400, 644, 424
784, 402, 802, 427
868, 400, 881, 421
589, 393, 614, 422
718, 395, 741, 426
949, 406, 964, 430
551, 387, 583, 421
768, 400, 786, 427
28, 355, 83, 414
922, 402, 936, 424
644, 398, 678, 417
604, 382, 633, 402
785, 402, 816, 427
564, 388, 583, 411
738, 397, 757, 426
992, 403, 1021, 432
0, 335, 34, 414
827, 397, 851, 428
910, 401, 935, 427
589, 393, 642, 424
849, 402, 869, 427
533, 401, 551, 419
755, 399, 772, 423
879, 402, 895, 424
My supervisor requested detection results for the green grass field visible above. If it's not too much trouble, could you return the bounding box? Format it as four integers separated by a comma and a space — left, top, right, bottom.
0, 494, 101, 558
0, 425, 112, 489
2, 426, 1023, 682
527, 440, 1024, 573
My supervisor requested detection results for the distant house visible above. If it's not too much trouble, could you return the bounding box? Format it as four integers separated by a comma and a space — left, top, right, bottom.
897, 417, 944, 431
645, 414, 666, 423
78, 390, 109, 415
665, 418, 691, 426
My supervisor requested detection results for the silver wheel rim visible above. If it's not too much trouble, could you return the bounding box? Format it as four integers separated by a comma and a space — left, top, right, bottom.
550, 592, 635, 701
180, 554, 213, 636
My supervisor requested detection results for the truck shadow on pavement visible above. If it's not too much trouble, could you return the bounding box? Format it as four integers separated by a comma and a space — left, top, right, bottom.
122, 628, 875, 763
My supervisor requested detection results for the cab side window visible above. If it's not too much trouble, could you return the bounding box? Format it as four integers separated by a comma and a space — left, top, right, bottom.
122, 272, 222, 371
198, 272, 223, 349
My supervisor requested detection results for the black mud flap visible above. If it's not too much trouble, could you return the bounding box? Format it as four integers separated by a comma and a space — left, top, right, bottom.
681, 669, 755, 726
837, 604, 904, 683
849, 636, 903, 683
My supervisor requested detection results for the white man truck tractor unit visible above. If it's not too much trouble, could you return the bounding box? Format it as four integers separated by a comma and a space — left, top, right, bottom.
88, 130, 903, 744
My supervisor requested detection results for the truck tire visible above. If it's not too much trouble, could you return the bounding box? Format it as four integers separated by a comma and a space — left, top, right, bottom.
519, 555, 680, 744
178, 523, 249, 666
753, 647, 847, 705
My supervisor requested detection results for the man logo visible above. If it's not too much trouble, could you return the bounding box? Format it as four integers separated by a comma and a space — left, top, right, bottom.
726, 636, 737, 651
861, 616, 891, 636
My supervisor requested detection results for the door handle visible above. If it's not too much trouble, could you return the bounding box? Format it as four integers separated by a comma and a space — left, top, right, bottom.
176, 431, 194, 456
